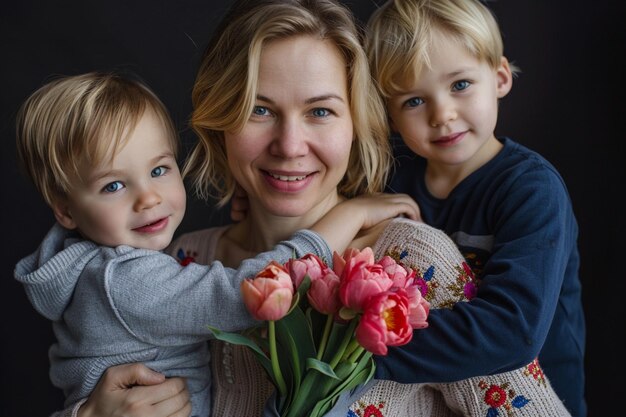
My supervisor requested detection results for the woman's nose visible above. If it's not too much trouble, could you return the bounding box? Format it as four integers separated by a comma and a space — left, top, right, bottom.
270, 118, 308, 158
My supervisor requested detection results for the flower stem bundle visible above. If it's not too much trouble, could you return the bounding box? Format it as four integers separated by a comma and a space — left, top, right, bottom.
209, 248, 430, 417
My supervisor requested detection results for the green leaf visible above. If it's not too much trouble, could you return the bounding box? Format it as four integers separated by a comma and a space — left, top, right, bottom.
321, 321, 351, 363
306, 307, 327, 346
306, 358, 339, 379
276, 304, 317, 362
274, 302, 317, 413
328, 319, 359, 369
296, 274, 311, 295
207, 326, 268, 359
309, 355, 375, 417
283, 370, 326, 417
285, 291, 300, 316
275, 321, 300, 411
326, 353, 375, 401
207, 326, 275, 387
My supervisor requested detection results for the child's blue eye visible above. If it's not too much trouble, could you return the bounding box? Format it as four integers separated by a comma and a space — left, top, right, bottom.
405, 97, 424, 108
452, 80, 470, 91
151, 166, 168, 177
103, 181, 124, 193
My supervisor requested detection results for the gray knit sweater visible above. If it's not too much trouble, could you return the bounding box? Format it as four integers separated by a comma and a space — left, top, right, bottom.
15, 223, 331, 417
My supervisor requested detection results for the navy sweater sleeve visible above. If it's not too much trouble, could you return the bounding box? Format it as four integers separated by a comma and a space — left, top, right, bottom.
375, 142, 580, 383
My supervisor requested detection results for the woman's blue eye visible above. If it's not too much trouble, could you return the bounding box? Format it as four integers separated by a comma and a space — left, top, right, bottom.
151, 166, 168, 177
312, 108, 330, 117
103, 181, 124, 193
405, 97, 424, 108
452, 80, 470, 91
252, 106, 269, 116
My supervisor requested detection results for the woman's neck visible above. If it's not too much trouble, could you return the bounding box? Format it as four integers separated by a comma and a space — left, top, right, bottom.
220, 192, 343, 266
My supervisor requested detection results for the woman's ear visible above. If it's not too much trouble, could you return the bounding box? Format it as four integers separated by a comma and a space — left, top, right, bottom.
52, 198, 77, 230
496, 56, 513, 98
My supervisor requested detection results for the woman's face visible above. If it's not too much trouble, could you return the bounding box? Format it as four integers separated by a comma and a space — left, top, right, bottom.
225, 35, 353, 220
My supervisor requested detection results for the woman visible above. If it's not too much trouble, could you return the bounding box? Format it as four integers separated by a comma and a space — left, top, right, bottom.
171, 0, 395, 414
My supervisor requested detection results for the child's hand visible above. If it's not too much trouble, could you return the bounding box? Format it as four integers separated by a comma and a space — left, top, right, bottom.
311, 193, 421, 254
348, 193, 421, 229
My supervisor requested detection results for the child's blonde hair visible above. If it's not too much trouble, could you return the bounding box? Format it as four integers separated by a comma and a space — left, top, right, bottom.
366, 0, 520, 98
16, 72, 179, 207
185, 0, 391, 206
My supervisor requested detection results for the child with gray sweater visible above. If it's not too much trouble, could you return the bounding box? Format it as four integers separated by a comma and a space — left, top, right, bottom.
13, 72, 420, 417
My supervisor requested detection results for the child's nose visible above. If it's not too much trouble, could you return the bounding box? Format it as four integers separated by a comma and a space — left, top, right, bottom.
429, 100, 457, 128
133, 186, 162, 211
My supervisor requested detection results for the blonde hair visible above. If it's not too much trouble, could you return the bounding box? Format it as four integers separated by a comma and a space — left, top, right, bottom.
366, 0, 520, 97
185, 0, 391, 206
16, 72, 179, 207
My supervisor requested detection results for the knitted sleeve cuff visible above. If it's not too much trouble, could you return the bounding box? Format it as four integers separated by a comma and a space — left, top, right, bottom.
373, 218, 472, 309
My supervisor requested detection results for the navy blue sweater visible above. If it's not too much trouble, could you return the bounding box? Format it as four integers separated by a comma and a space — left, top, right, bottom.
376, 137, 586, 417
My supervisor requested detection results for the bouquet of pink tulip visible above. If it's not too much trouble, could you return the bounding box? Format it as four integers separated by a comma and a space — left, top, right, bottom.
209, 247, 430, 417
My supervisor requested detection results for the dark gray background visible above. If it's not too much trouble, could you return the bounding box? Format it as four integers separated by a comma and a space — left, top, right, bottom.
1, 1, 623, 415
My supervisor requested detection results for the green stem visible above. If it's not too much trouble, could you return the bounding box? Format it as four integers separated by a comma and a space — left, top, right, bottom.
316, 314, 334, 361
329, 318, 359, 369
269, 321, 287, 398
341, 339, 361, 362
347, 345, 365, 364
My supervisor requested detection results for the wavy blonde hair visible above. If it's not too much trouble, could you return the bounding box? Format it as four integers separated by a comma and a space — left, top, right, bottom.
16, 72, 178, 206
184, 0, 391, 206
366, 0, 520, 98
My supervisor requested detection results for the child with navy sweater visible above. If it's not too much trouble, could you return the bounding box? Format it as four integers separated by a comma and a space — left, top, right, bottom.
366, 0, 585, 416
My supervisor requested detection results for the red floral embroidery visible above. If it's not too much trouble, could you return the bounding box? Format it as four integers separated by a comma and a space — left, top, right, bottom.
479, 380, 530, 415
484, 384, 507, 408
176, 248, 197, 266
351, 401, 385, 417
524, 358, 546, 385
361, 404, 384, 417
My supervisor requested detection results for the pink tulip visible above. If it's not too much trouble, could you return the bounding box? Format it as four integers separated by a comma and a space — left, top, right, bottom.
339, 258, 394, 312
332, 247, 375, 277
285, 253, 329, 289
404, 285, 430, 329
241, 261, 294, 321
307, 271, 341, 314
378, 256, 415, 288
356, 289, 413, 355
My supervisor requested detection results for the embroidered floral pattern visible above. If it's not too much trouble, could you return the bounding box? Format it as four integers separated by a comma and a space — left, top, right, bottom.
524, 358, 547, 385
484, 383, 507, 408
462, 250, 486, 278
349, 401, 385, 417
176, 248, 197, 266
437, 261, 479, 309
384, 245, 480, 309
479, 380, 530, 416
